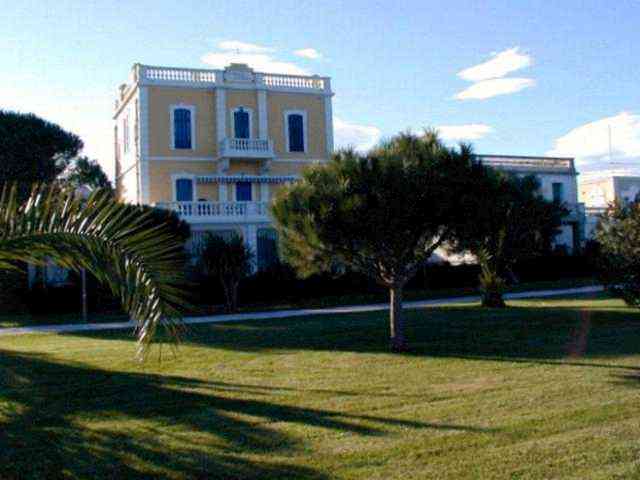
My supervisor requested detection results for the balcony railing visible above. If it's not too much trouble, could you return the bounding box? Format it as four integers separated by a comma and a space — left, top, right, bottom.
219, 138, 275, 159
133, 64, 331, 93
156, 201, 269, 222
478, 155, 575, 173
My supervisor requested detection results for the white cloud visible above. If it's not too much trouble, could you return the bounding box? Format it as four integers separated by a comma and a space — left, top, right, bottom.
334, 117, 381, 152
458, 47, 532, 82
454, 78, 535, 100
217, 40, 273, 53
202, 52, 308, 75
437, 124, 493, 140
293, 48, 322, 60
548, 112, 640, 173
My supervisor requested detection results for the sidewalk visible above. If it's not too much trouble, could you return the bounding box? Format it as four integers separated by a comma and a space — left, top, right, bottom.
0, 285, 604, 337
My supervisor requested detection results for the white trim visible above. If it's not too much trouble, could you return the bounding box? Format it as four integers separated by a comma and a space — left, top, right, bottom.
324, 96, 334, 155
169, 104, 197, 151
219, 183, 228, 201
284, 109, 308, 153
171, 173, 197, 202
139, 87, 150, 204
260, 182, 269, 202
230, 106, 254, 139
257, 90, 268, 140
215, 88, 226, 143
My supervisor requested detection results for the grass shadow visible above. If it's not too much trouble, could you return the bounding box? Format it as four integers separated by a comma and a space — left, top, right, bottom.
0, 349, 492, 479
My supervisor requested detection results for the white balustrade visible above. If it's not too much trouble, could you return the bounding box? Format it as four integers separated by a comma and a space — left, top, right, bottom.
142, 66, 218, 84
257, 72, 327, 91
156, 201, 269, 221
135, 64, 329, 93
479, 156, 574, 171
219, 138, 274, 158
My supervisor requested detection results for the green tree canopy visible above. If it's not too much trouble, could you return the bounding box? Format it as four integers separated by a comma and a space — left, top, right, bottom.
595, 197, 640, 307
199, 233, 253, 313
0, 111, 82, 198
450, 170, 564, 307
63, 156, 113, 192
271, 131, 482, 352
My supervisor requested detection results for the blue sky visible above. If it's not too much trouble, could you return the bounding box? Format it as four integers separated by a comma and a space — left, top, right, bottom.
2, 0, 638, 178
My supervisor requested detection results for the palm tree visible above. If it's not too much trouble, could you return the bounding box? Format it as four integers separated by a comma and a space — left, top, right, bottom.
0, 184, 187, 356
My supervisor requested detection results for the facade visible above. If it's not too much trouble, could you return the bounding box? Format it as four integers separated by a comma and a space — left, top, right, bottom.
113, 63, 584, 272
478, 155, 584, 253
579, 175, 640, 238
113, 63, 333, 269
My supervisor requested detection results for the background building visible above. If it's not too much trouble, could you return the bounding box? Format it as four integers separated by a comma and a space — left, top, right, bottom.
478, 155, 584, 253
579, 175, 640, 238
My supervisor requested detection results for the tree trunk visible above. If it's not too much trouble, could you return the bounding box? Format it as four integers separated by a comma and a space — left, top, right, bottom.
481, 288, 506, 308
389, 285, 408, 352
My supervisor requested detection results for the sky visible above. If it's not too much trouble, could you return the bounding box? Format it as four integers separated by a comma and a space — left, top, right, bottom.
1, 0, 638, 179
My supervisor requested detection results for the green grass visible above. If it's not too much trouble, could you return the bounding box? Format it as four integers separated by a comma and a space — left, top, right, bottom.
2, 293, 640, 479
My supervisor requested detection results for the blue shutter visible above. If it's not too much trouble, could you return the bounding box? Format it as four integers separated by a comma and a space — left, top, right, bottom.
288, 114, 304, 152
174, 108, 192, 149
234, 109, 250, 138
176, 179, 193, 202
552, 183, 564, 203
236, 181, 252, 201
257, 228, 279, 271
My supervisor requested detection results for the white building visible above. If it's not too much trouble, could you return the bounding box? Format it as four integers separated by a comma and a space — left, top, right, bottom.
579, 175, 640, 238
478, 154, 584, 253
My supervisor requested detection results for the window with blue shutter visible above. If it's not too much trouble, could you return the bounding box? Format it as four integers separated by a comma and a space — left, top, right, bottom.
288, 114, 304, 152
173, 108, 192, 149
257, 228, 279, 271
176, 178, 194, 202
236, 181, 252, 201
234, 108, 250, 138
552, 182, 564, 203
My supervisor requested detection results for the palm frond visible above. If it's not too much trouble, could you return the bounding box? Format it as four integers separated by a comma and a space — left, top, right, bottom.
0, 184, 188, 357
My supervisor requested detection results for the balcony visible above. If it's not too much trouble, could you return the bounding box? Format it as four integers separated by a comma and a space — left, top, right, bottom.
219, 138, 275, 159
156, 201, 269, 223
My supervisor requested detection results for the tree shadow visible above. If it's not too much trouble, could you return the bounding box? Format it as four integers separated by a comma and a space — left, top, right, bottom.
72, 297, 640, 372
0, 350, 492, 479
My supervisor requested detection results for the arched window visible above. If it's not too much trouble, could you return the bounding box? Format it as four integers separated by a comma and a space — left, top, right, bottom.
175, 178, 194, 202
233, 107, 251, 139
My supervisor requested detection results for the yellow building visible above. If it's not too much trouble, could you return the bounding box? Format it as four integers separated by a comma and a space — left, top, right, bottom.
113, 63, 333, 269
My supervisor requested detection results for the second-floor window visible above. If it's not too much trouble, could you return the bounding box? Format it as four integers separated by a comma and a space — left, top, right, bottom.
172, 107, 193, 149
285, 111, 306, 152
175, 178, 194, 202
233, 107, 250, 139
552, 182, 564, 203
236, 181, 252, 202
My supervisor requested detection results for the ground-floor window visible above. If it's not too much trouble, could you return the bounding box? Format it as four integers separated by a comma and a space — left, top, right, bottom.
257, 228, 279, 271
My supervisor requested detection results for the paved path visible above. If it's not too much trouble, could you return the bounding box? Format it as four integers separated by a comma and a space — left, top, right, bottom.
0, 285, 604, 337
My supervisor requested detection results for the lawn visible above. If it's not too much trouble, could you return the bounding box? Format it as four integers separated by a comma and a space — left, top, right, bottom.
1, 294, 640, 479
